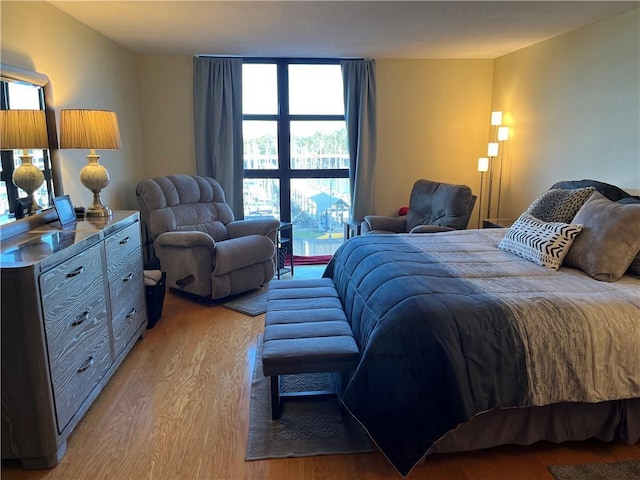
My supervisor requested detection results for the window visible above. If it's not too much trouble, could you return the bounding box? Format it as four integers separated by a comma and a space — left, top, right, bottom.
242, 60, 349, 258
1, 80, 53, 221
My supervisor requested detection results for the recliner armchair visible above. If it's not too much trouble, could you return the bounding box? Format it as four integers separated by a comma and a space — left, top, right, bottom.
136, 175, 280, 302
362, 179, 477, 234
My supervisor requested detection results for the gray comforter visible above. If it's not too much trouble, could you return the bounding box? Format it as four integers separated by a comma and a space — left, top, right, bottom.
324, 229, 640, 476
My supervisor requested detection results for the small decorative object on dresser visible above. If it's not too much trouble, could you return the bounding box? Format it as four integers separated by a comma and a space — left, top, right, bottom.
1, 211, 147, 469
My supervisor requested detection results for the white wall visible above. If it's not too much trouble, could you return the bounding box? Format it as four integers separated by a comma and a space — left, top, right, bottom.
1, 1, 142, 210
491, 8, 640, 217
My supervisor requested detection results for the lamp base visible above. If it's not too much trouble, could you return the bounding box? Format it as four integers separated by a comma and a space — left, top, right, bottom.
85, 193, 112, 217
85, 205, 112, 217
81, 153, 112, 217
13, 153, 45, 211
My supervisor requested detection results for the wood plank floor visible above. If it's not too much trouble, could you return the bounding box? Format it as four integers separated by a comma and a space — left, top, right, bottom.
3, 275, 639, 480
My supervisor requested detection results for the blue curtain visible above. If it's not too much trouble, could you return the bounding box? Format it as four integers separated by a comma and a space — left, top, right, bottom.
341, 59, 377, 222
193, 57, 244, 218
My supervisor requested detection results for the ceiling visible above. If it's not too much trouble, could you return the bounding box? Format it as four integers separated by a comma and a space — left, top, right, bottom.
49, 1, 639, 59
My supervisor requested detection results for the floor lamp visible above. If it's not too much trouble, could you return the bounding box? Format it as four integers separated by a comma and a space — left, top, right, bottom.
480, 111, 510, 221
477, 157, 489, 228
495, 126, 510, 219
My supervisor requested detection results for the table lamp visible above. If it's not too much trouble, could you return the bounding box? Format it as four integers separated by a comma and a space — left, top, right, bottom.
0, 109, 49, 211
60, 109, 121, 217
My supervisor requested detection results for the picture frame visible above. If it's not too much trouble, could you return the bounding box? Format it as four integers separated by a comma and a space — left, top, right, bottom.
53, 195, 77, 226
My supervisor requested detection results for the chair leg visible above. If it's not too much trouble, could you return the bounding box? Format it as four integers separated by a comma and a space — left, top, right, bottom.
270, 375, 281, 420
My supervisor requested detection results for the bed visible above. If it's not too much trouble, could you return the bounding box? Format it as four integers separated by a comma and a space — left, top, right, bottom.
323, 226, 640, 476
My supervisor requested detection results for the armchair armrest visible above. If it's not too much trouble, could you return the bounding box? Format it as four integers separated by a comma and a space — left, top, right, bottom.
363, 215, 407, 233
227, 218, 280, 242
153, 231, 216, 298
155, 231, 215, 252
409, 225, 455, 234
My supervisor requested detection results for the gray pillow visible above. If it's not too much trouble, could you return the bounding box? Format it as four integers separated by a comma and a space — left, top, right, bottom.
526, 187, 595, 223
564, 192, 640, 282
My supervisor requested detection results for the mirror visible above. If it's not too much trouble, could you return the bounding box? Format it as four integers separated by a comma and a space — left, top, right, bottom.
0, 63, 63, 225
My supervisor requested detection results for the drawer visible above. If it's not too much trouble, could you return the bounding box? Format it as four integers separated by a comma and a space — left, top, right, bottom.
43, 292, 108, 363
40, 243, 105, 311
109, 263, 145, 324
50, 322, 111, 433
112, 285, 146, 357
105, 223, 141, 278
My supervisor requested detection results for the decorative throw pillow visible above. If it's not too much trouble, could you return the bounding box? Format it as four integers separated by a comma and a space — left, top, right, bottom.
498, 213, 583, 270
563, 191, 640, 282
526, 187, 595, 223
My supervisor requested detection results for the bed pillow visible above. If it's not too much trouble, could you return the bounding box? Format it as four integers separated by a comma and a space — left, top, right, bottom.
526, 187, 595, 223
498, 213, 583, 270
563, 191, 640, 282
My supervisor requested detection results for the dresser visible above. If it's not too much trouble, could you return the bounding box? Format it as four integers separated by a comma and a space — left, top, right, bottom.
1, 211, 147, 469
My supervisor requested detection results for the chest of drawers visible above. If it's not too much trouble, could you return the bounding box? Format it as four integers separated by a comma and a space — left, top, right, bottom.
1, 211, 147, 469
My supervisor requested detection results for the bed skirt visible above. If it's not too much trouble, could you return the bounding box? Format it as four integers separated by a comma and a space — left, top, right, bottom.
426, 398, 640, 457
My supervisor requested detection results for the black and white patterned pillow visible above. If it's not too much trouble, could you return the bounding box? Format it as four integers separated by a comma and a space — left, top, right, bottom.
526, 187, 595, 223
498, 213, 583, 270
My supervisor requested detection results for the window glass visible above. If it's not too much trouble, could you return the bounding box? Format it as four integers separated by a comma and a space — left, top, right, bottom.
242, 64, 277, 115
244, 178, 280, 219
8, 82, 41, 109
243, 120, 278, 170
290, 121, 348, 170
291, 177, 350, 255
289, 64, 344, 115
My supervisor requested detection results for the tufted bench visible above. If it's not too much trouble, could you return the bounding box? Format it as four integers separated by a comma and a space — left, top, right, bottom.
262, 278, 360, 419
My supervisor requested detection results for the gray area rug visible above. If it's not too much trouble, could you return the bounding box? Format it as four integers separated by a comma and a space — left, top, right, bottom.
245, 338, 373, 460
548, 460, 640, 480
220, 287, 267, 316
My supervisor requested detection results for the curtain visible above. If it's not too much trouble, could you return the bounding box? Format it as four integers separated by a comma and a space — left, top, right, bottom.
193, 57, 244, 218
341, 59, 377, 222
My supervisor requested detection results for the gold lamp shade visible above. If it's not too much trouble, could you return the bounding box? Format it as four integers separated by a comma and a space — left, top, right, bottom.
59, 109, 121, 217
0, 109, 49, 211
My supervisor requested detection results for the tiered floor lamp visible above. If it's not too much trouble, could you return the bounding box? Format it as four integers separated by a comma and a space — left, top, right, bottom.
476, 157, 489, 228
478, 111, 509, 223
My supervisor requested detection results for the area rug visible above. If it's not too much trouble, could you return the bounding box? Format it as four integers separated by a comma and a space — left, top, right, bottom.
245, 337, 373, 460
547, 460, 640, 480
220, 287, 267, 316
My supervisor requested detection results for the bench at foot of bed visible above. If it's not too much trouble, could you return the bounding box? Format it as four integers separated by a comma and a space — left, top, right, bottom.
261, 278, 360, 420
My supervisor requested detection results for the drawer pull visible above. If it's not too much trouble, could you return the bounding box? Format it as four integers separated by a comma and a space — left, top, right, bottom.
66, 266, 85, 278
122, 272, 134, 282
77, 356, 94, 373
119, 236, 131, 245
126, 308, 137, 320
71, 310, 90, 327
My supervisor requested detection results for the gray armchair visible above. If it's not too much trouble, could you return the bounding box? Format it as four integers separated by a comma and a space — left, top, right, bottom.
136, 175, 280, 302
362, 179, 477, 234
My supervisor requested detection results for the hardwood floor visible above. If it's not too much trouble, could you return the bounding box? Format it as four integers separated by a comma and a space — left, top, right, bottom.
3, 274, 639, 480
